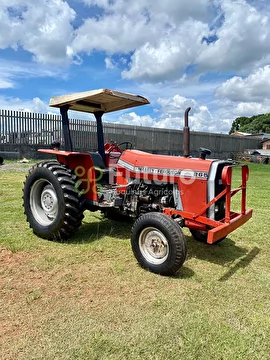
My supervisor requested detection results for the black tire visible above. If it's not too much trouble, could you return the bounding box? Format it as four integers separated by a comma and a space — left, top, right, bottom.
131, 212, 187, 275
23, 161, 84, 241
190, 229, 226, 244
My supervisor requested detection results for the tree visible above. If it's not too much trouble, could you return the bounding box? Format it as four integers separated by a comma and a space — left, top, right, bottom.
229, 113, 270, 134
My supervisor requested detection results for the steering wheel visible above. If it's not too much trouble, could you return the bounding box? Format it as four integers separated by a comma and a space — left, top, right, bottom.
108, 141, 133, 159
118, 141, 133, 150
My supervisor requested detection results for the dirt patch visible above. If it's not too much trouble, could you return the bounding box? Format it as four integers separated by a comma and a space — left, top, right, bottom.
0, 247, 30, 266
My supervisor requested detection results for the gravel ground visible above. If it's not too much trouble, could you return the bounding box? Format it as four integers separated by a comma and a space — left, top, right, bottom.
0, 161, 35, 173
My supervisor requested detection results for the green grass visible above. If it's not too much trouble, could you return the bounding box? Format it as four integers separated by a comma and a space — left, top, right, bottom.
0, 162, 270, 359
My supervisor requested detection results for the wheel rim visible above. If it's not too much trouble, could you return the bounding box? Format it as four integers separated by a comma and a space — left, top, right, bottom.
139, 227, 169, 265
30, 179, 59, 226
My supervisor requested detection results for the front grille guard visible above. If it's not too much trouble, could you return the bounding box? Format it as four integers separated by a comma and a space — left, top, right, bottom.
163, 165, 252, 244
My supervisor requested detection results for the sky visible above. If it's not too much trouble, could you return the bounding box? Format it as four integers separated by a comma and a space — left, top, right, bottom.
0, 0, 270, 133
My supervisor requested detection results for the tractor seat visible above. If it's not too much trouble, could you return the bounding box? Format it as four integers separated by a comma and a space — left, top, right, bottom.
88, 152, 106, 169
88, 152, 114, 183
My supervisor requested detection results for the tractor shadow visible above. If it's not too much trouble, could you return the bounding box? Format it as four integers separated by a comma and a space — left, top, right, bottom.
68, 216, 260, 281
185, 235, 260, 281
68, 214, 133, 244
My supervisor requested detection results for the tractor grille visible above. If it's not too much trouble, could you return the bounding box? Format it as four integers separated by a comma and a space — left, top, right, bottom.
208, 161, 232, 221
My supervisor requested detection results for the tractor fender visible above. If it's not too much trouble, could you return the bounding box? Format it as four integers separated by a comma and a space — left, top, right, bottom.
38, 149, 97, 201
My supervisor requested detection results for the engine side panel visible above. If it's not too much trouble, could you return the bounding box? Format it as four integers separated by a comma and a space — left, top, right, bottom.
178, 177, 208, 214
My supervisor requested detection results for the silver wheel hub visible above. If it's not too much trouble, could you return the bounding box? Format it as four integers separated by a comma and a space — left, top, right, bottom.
41, 187, 58, 215
139, 227, 169, 265
30, 179, 59, 226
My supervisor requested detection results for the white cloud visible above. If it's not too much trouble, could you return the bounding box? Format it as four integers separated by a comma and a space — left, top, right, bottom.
1, 0, 269, 80
122, 20, 208, 81
214, 65, 270, 118
118, 112, 156, 127
233, 102, 270, 117
70, 13, 152, 55
156, 95, 229, 133
197, 0, 270, 73
0, 58, 67, 91
0, 78, 15, 89
215, 65, 270, 103
71, 1, 213, 80
82, 0, 212, 22
105, 57, 116, 69
0, 0, 76, 65
117, 94, 230, 133
0, 96, 50, 113
74, 0, 270, 82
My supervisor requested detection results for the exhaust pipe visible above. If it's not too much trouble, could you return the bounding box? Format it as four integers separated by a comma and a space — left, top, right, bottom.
183, 107, 191, 157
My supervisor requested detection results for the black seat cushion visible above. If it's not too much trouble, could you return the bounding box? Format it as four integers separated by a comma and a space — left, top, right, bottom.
88, 152, 106, 169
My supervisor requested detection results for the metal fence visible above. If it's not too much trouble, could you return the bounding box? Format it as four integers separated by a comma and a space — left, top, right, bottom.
0, 110, 62, 146
0, 109, 261, 159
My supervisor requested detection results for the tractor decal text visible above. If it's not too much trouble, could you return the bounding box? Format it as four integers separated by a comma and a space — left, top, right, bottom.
118, 159, 209, 181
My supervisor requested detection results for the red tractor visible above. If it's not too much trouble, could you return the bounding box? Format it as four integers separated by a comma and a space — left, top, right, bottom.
23, 89, 252, 275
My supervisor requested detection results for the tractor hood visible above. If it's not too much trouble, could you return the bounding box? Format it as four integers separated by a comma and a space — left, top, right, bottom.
118, 150, 213, 178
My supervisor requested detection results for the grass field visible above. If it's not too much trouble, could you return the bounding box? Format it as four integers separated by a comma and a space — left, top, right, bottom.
0, 161, 269, 360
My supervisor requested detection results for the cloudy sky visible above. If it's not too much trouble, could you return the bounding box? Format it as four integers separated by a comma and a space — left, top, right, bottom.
0, 0, 270, 133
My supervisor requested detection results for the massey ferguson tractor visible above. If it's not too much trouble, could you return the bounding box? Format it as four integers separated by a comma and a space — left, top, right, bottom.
23, 89, 252, 275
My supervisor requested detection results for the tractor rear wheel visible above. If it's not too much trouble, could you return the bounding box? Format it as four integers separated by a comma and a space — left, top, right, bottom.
23, 161, 84, 241
190, 229, 226, 244
131, 212, 187, 275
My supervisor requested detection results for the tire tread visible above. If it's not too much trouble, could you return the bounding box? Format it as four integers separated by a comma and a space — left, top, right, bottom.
23, 161, 84, 241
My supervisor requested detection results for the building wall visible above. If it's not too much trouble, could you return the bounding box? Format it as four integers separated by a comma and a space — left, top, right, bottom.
262, 140, 270, 150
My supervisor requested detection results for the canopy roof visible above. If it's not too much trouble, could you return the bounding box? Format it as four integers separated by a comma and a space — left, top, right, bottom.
49, 88, 150, 114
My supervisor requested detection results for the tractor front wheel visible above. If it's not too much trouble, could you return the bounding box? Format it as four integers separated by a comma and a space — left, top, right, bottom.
131, 212, 187, 275
23, 161, 84, 241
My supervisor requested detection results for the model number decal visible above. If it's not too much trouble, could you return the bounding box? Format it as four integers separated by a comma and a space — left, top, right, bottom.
194, 171, 208, 178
